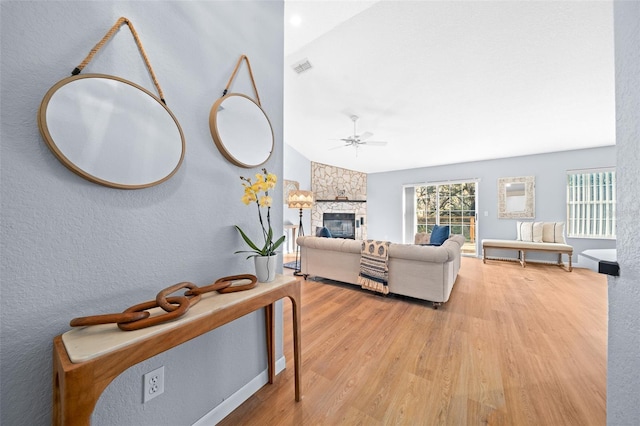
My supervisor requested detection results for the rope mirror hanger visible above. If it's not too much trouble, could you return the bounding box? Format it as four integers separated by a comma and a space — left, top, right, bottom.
37, 17, 185, 189
209, 55, 275, 169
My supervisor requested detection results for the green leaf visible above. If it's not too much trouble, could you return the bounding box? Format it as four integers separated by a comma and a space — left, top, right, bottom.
235, 225, 261, 253
259, 227, 274, 253
271, 235, 286, 252
233, 250, 260, 259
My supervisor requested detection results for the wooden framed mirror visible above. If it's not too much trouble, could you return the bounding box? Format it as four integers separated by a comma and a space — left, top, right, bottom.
38, 74, 185, 189
498, 176, 535, 219
209, 93, 274, 168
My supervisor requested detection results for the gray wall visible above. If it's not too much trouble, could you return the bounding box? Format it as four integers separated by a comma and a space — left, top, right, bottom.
0, 2, 284, 425
367, 146, 616, 265
609, 1, 640, 423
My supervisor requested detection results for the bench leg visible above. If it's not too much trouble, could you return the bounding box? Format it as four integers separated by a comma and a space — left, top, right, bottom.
558, 253, 573, 272
519, 250, 526, 268
482, 247, 486, 264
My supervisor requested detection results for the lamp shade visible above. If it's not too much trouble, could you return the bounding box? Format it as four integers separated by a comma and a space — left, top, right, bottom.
288, 190, 314, 209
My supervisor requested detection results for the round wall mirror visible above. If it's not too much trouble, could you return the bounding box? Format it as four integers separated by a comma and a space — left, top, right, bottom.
38, 74, 185, 189
209, 93, 274, 168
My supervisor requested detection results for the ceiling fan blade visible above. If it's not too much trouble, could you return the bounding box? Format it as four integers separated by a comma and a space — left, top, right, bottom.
329, 144, 348, 150
359, 131, 373, 140
327, 116, 385, 151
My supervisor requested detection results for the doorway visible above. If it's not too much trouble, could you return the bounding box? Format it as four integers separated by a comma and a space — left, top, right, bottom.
403, 180, 478, 255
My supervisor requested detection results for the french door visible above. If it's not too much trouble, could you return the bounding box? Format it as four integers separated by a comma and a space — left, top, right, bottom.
404, 180, 478, 255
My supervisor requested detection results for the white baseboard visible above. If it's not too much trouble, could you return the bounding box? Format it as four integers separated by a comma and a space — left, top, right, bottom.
192, 356, 286, 426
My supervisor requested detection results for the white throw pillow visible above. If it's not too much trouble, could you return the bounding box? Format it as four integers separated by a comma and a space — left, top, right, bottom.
542, 222, 566, 244
517, 221, 543, 242
532, 222, 543, 242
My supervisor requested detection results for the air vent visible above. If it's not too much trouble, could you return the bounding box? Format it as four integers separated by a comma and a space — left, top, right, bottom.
291, 59, 312, 74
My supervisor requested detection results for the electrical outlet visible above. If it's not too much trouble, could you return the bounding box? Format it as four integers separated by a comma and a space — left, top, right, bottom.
143, 366, 164, 403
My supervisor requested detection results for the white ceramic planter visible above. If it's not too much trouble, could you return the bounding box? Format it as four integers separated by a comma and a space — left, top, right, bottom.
254, 254, 277, 282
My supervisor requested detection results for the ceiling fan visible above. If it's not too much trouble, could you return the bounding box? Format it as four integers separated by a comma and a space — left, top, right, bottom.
331, 115, 388, 152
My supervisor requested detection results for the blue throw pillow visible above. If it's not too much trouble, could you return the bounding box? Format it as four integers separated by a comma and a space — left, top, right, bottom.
316, 227, 332, 238
429, 225, 450, 246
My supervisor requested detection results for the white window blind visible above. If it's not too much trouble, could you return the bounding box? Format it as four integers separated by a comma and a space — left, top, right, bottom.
567, 169, 616, 239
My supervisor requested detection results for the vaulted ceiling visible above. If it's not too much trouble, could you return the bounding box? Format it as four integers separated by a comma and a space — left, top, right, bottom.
283, 1, 615, 173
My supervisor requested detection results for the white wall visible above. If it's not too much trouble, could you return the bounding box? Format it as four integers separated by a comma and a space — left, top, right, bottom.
283, 143, 311, 249
0, 2, 284, 425
609, 1, 640, 423
367, 146, 617, 264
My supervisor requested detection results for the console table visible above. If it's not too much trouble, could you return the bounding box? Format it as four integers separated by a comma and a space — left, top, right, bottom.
52, 275, 301, 426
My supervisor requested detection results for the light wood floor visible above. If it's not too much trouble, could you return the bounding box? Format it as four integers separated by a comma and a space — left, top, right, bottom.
219, 257, 607, 425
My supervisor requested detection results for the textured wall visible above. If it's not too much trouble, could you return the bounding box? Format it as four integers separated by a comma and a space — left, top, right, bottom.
0, 1, 284, 425
609, 1, 640, 423
311, 161, 367, 200
367, 146, 617, 264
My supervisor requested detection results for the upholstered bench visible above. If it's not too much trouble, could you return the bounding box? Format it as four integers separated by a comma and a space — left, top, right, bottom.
482, 239, 573, 271
482, 221, 573, 272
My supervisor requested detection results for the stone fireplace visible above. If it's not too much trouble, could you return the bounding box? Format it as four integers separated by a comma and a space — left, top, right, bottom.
311, 162, 367, 240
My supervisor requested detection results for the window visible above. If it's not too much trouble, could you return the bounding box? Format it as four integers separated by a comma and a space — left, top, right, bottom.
567, 168, 616, 239
404, 180, 477, 255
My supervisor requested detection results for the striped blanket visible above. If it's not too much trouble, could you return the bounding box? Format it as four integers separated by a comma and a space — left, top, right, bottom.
357, 240, 390, 295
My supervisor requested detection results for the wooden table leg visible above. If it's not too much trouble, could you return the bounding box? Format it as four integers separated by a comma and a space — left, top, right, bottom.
289, 284, 303, 401
53, 336, 99, 426
265, 303, 275, 384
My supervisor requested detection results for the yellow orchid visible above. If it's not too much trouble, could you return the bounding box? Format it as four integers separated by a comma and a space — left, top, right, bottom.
241, 192, 256, 205
259, 195, 272, 207
236, 168, 285, 258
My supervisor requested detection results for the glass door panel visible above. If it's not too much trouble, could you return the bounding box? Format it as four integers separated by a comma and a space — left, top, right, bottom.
412, 181, 477, 255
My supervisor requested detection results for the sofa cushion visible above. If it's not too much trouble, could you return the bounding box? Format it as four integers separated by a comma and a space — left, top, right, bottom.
429, 225, 450, 246
542, 222, 566, 244
316, 227, 333, 238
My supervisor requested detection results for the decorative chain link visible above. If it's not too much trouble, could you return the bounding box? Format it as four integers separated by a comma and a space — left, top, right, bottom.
69, 274, 258, 331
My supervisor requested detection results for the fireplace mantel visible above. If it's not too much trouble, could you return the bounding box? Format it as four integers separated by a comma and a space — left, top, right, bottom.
316, 199, 366, 203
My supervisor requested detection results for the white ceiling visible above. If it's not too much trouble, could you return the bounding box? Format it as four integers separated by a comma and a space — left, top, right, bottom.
283, 0, 616, 174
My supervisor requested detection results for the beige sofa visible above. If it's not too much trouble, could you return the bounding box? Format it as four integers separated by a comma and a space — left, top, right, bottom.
297, 235, 465, 307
